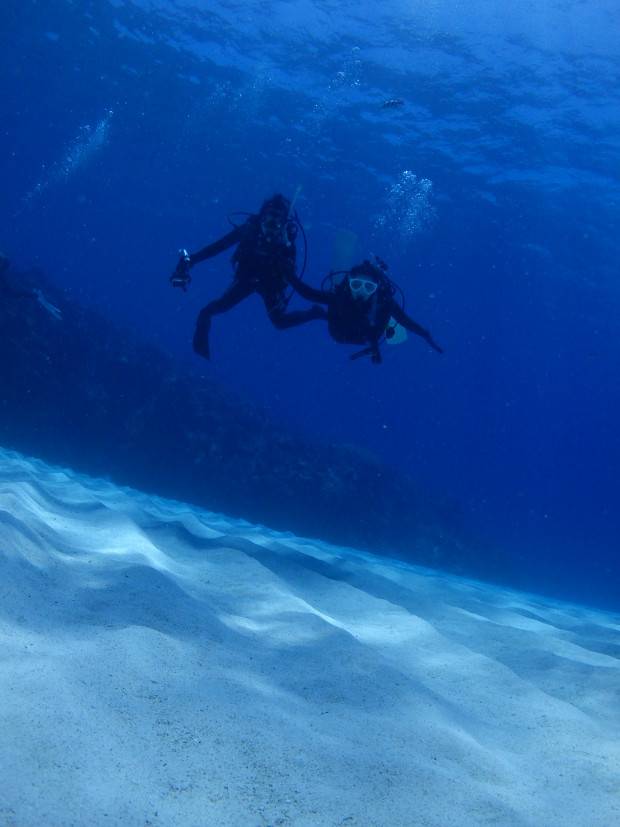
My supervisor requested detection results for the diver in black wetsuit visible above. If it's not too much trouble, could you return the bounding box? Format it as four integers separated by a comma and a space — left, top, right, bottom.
170, 193, 326, 359
287, 257, 443, 364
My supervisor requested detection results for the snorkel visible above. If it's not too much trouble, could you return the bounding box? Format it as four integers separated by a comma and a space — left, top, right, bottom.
278, 183, 302, 248
287, 184, 302, 222
279, 184, 308, 281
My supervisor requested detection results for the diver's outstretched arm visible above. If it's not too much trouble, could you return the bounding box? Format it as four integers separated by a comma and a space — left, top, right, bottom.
286, 271, 328, 304
189, 225, 243, 266
391, 302, 443, 354
171, 225, 245, 290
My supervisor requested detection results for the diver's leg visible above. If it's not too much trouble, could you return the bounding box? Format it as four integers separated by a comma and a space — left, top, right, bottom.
269, 305, 327, 329
264, 290, 327, 330
193, 281, 253, 359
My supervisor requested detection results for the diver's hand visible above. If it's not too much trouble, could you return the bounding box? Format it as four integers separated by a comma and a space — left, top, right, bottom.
424, 330, 443, 354
170, 249, 191, 291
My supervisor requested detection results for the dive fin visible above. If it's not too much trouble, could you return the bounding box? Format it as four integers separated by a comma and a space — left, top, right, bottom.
386, 317, 407, 345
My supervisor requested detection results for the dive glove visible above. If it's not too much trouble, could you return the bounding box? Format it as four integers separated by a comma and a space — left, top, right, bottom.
424, 330, 444, 354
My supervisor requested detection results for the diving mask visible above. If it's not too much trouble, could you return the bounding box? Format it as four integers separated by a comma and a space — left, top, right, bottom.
260, 209, 286, 242
349, 276, 378, 299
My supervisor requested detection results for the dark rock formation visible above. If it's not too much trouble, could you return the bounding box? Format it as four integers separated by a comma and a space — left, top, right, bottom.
1, 262, 494, 578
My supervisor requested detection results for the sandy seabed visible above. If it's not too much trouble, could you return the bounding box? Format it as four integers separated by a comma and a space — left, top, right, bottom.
0, 448, 618, 826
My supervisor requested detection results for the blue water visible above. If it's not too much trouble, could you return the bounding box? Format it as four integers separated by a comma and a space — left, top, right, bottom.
2, 0, 619, 610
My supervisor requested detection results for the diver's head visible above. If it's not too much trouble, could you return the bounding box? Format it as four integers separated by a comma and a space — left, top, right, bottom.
348, 261, 381, 301
259, 193, 291, 243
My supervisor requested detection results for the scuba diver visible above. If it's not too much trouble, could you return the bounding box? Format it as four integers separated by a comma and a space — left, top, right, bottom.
286, 257, 443, 364
170, 192, 326, 359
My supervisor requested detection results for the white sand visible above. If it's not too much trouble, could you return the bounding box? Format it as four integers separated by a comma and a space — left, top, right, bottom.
0, 448, 618, 826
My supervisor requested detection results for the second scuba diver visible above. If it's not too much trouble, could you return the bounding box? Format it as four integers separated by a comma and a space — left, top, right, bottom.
286, 257, 443, 364
170, 193, 326, 360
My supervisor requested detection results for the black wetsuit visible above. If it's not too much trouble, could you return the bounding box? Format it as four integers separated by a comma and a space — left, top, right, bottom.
187, 216, 325, 359
287, 270, 443, 363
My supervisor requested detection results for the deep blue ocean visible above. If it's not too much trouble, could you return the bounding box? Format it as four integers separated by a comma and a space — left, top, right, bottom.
2, 0, 619, 610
